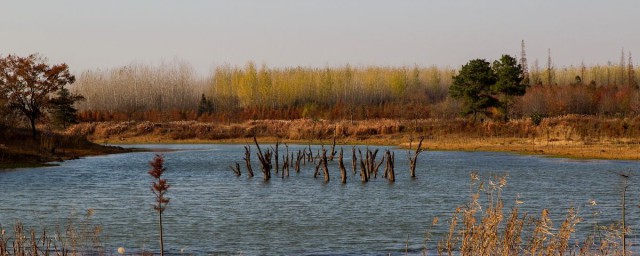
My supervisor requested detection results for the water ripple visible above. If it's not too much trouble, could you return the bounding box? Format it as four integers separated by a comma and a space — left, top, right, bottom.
0, 144, 638, 254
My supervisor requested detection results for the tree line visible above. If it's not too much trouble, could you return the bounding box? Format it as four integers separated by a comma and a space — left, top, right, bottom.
72, 62, 454, 122
71, 57, 640, 122
2, 52, 640, 137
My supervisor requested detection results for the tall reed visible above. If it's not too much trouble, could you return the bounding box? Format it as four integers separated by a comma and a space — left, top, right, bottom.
428, 173, 626, 255
0, 209, 103, 255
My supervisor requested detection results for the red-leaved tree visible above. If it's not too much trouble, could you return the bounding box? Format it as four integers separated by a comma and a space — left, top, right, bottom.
0, 54, 75, 137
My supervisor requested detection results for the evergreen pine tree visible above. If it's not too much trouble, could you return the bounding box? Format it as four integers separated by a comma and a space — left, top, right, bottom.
50, 87, 85, 129
449, 59, 498, 121
197, 93, 214, 116
492, 55, 526, 121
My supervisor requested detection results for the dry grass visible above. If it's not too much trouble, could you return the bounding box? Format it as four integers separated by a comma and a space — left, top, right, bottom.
425, 173, 627, 256
69, 116, 640, 160
415, 137, 640, 160
0, 209, 103, 256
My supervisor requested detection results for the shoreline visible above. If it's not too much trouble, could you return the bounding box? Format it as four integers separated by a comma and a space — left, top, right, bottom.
0, 146, 131, 170
0, 127, 132, 170
95, 135, 640, 161
0, 162, 60, 169
3, 116, 631, 167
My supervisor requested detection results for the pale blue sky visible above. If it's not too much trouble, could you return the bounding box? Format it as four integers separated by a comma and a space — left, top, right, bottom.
1, 0, 639, 74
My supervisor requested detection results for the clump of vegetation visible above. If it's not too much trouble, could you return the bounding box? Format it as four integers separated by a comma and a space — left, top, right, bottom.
424, 173, 627, 255
0, 209, 104, 255
530, 113, 544, 126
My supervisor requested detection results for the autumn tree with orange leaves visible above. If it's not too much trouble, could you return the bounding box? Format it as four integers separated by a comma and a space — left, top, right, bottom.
0, 54, 76, 137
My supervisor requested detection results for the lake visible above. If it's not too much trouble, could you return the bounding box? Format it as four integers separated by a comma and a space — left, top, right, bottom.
1, 144, 638, 255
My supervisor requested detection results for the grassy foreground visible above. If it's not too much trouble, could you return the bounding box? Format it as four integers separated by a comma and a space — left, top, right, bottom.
68, 115, 640, 160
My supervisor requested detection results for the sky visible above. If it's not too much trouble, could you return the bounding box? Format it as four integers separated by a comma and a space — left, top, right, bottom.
1, 0, 639, 75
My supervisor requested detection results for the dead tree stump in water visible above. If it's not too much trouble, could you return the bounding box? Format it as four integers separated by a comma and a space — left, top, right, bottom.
365, 148, 379, 178
307, 144, 313, 163
281, 155, 289, 178
358, 149, 368, 182
373, 156, 384, 178
328, 136, 337, 161
229, 162, 241, 176
283, 144, 289, 174
338, 148, 347, 183
313, 160, 321, 178
243, 146, 254, 178
290, 152, 294, 168
272, 141, 280, 175
264, 150, 273, 180
386, 150, 395, 182
351, 146, 357, 176
383, 151, 389, 179
359, 158, 368, 182
408, 136, 425, 178
302, 148, 307, 165
321, 147, 330, 182
254, 136, 272, 181
295, 150, 302, 173
315, 148, 321, 163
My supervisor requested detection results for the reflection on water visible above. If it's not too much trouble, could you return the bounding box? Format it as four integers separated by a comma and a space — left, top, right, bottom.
0, 144, 638, 255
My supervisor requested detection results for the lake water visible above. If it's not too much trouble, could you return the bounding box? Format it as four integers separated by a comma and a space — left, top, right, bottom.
1, 144, 639, 255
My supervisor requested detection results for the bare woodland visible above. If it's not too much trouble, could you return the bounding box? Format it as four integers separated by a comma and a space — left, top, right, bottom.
70, 56, 640, 123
